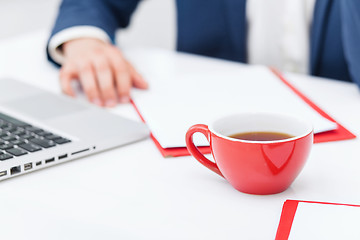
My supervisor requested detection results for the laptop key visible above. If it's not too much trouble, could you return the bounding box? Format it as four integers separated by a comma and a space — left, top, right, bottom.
0, 143, 14, 150
34, 130, 45, 135
21, 133, 34, 140
10, 127, 25, 135
0, 153, 13, 161
6, 148, 28, 156
25, 126, 43, 133
2, 126, 16, 132
11, 139, 26, 145
17, 130, 29, 136
30, 138, 56, 148
19, 143, 42, 152
54, 137, 71, 144
2, 135, 17, 142
0, 132, 8, 138
37, 131, 52, 137
45, 134, 61, 140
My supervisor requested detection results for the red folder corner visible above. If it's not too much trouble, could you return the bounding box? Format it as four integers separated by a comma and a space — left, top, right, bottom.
132, 68, 356, 157
275, 200, 360, 240
270, 69, 356, 144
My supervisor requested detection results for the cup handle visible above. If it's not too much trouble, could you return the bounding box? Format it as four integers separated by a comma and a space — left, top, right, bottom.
185, 124, 223, 177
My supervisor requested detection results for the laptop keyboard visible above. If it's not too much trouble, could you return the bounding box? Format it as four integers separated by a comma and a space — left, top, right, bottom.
0, 112, 71, 161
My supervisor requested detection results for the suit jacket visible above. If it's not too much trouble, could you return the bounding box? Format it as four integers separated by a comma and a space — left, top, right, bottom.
49, 0, 360, 87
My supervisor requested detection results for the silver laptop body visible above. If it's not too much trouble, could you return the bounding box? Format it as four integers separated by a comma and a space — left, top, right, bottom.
0, 78, 149, 180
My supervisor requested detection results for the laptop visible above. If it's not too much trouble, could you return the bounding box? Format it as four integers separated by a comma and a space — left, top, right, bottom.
0, 78, 149, 180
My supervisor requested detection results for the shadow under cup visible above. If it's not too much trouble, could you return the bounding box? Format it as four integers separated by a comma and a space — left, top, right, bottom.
186, 113, 314, 195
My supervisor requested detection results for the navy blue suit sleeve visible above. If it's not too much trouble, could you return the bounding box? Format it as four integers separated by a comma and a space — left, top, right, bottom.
47, 0, 141, 65
340, 0, 360, 88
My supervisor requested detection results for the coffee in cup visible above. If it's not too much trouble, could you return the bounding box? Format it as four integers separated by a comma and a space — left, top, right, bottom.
228, 131, 294, 141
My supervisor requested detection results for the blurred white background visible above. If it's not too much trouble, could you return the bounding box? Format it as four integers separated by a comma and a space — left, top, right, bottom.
0, 0, 176, 49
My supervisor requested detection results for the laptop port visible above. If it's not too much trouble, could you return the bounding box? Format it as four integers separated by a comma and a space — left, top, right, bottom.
58, 154, 68, 160
71, 148, 89, 155
45, 158, 55, 164
24, 163, 33, 171
36, 161, 42, 166
10, 166, 21, 175
0, 170, 7, 177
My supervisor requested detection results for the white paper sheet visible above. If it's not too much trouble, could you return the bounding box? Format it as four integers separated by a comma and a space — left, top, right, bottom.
127, 48, 337, 148
289, 202, 360, 239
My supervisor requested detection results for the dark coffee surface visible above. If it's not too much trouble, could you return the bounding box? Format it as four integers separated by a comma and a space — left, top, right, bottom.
228, 131, 294, 141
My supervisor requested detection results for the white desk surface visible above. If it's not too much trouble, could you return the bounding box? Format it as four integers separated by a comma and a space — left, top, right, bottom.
1, 31, 360, 240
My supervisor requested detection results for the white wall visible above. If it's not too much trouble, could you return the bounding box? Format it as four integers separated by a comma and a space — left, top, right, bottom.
0, 0, 176, 50
0, 0, 60, 39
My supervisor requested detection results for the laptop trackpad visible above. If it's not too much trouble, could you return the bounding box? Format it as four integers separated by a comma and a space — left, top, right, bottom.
3, 93, 87, 120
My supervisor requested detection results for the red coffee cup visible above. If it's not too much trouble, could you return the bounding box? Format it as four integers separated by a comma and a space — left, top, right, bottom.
185, 112, 313, 195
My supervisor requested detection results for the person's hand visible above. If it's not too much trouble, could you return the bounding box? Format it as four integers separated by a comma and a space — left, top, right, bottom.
60, 38, 148, 107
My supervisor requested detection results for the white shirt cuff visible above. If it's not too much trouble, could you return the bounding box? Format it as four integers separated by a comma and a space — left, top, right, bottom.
48, 26, 111, 65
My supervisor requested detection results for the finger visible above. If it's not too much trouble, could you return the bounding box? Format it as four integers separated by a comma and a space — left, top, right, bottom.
92, 56, 117, 107
77, 61, 103, 106
107, 50, 132, 103
59, 63, 77, 97
115, 67, 132, 103
126, 60, 148, 89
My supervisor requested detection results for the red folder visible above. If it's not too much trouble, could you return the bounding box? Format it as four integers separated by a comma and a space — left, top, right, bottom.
275, 200, 360, 240
132, 68, 356, 157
